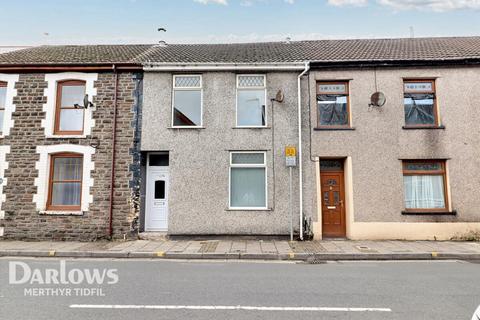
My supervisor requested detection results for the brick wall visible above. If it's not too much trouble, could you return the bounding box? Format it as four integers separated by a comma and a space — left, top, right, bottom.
0, 71, 141, 241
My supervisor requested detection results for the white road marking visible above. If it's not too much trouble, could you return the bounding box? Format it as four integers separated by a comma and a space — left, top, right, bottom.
69, 304, 392, 312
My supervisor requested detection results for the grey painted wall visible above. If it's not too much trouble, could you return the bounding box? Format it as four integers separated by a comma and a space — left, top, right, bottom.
142, 71, 308, 235
306, 66, 480, 224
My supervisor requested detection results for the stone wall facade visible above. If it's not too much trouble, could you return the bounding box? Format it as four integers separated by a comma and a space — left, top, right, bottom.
0, 71, 142, 241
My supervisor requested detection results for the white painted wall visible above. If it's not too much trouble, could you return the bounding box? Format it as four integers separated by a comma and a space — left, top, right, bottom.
0, 145, 10, 220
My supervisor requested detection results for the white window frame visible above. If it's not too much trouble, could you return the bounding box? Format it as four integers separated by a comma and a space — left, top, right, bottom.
229, 151, 268, 210
171, 75, 203, 128
43, 72, 97, 138
33, 144, 95, 215
0, 74, 19, 138
236, 74, 267, 128
0, 145, 10, 220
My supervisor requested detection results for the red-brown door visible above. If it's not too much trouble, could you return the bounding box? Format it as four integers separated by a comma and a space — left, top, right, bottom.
321, 171, 346, 238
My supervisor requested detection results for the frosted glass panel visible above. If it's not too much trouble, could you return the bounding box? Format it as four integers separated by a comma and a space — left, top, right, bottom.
0, 86, 6, 107
231, 153, 264, 165
53, 157, 82, 180
230, 168, 266, 208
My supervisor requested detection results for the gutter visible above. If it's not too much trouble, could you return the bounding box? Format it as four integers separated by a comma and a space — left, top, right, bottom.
297, 61, 310, 241
108, 64, 119, 238
0, 64, 142, 72
143, 62, 306, 71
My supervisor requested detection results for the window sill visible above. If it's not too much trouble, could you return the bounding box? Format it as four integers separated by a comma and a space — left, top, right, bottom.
226, 208, 272, 212
314, 127, 355, 131
39, 210, 84, 216
232, 126, 271, 129
168, 126, 205, 130
402, 125, 445, 130
45, 135, 88, 139
401, 210, 456, 215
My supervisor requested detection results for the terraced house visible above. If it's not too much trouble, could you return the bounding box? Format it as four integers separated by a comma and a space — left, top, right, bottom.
1, 37, 480, 241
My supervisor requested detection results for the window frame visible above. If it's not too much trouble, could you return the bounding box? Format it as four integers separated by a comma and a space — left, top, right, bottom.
235, 74, 267, 128
402, 159, 449, 212
46, 153, 83, 211
54, 80, 86, 135
229, 151, 268, 210
403, 79, 439, 128
316, 81, 351, 129
171, 74, 203, 128
0, 81, 6, 135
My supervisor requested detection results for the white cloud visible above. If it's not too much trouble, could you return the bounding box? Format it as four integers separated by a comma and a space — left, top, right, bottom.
377, 0, 480, 11
327, 0, 368, 6
284, 0, 295, 3
329, 0, 480, 10
193, 0, 228, 5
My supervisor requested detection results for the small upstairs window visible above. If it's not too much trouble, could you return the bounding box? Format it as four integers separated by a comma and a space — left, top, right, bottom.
317, 81, 350, 127
236, 75, 266, 127
403, 80, 438, 127
172, 75, 202, 127
55, 80, 86, 135
0, 82, 6, 135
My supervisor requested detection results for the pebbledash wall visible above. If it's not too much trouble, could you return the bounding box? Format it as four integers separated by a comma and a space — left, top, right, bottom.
304, 65, 480, 240
0, 71, 142, 240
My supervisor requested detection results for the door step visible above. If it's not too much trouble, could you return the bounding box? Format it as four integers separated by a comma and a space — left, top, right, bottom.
138, 232, 169, 241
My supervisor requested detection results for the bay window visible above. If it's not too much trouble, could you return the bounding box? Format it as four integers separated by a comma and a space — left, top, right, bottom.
229, 152, 267, 209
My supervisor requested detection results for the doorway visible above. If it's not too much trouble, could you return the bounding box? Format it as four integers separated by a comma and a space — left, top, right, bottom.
145, 153, 169, 231
320, 159, 346, 238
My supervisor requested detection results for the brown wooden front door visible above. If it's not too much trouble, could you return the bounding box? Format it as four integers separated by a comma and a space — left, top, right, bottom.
320, 166, 346, 238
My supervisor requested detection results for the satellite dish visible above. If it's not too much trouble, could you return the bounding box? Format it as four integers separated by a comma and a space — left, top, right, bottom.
83, 94, 90, 109
274, 90, 284, 103
370, 92, 386, 107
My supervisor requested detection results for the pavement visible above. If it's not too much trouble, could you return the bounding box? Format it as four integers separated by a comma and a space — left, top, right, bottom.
1, 258, 479, 319
0, 239, 479, 261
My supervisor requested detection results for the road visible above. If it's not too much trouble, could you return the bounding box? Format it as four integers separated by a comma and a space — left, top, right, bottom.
0, 258, 479, 319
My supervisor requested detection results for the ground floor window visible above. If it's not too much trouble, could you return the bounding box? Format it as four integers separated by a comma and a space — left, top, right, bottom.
402, 160, 447, 211
229, 152, 266, 209
47, 153, 83, 210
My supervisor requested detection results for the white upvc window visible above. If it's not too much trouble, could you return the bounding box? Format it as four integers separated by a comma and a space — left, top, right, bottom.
236, 75, 267, 127
0, 145, 9, 220
229, 152, 267, 210
172, 75, 203, 128
0, 74, 19, 138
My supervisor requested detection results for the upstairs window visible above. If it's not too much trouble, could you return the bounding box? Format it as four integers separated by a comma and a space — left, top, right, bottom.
317, 81, 350, 127
236, 75, 266, 127
403, 80, 438, 126
55, 80, 86, 135
403, 160, 447, 211
0, 82, 6, 135
47, 153, 83, 211
172, 75, 202, 127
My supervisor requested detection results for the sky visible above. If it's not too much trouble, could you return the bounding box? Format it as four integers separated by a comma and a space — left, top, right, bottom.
0, 0, 479, 45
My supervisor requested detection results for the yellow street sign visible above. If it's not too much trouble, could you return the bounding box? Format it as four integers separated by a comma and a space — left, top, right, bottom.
285, 146, 296, 157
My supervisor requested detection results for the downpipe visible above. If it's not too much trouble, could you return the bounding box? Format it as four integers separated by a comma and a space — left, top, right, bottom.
297, 61, 310, 240
108, 65, 119, 239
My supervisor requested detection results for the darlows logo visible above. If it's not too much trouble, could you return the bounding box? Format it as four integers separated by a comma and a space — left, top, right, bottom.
473, 305, 480, 320
9, 261, 119, 285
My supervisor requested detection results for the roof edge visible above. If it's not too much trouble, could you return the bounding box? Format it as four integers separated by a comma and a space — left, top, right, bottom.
143, 62, 307, 71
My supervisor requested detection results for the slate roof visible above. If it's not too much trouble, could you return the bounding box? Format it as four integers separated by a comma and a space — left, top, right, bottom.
0, 37, 479, 67
0, 44, 152, 65
140, 37, 480, 64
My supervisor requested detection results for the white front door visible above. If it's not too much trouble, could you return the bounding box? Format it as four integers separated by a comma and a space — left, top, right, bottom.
146, 169, 169, 231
